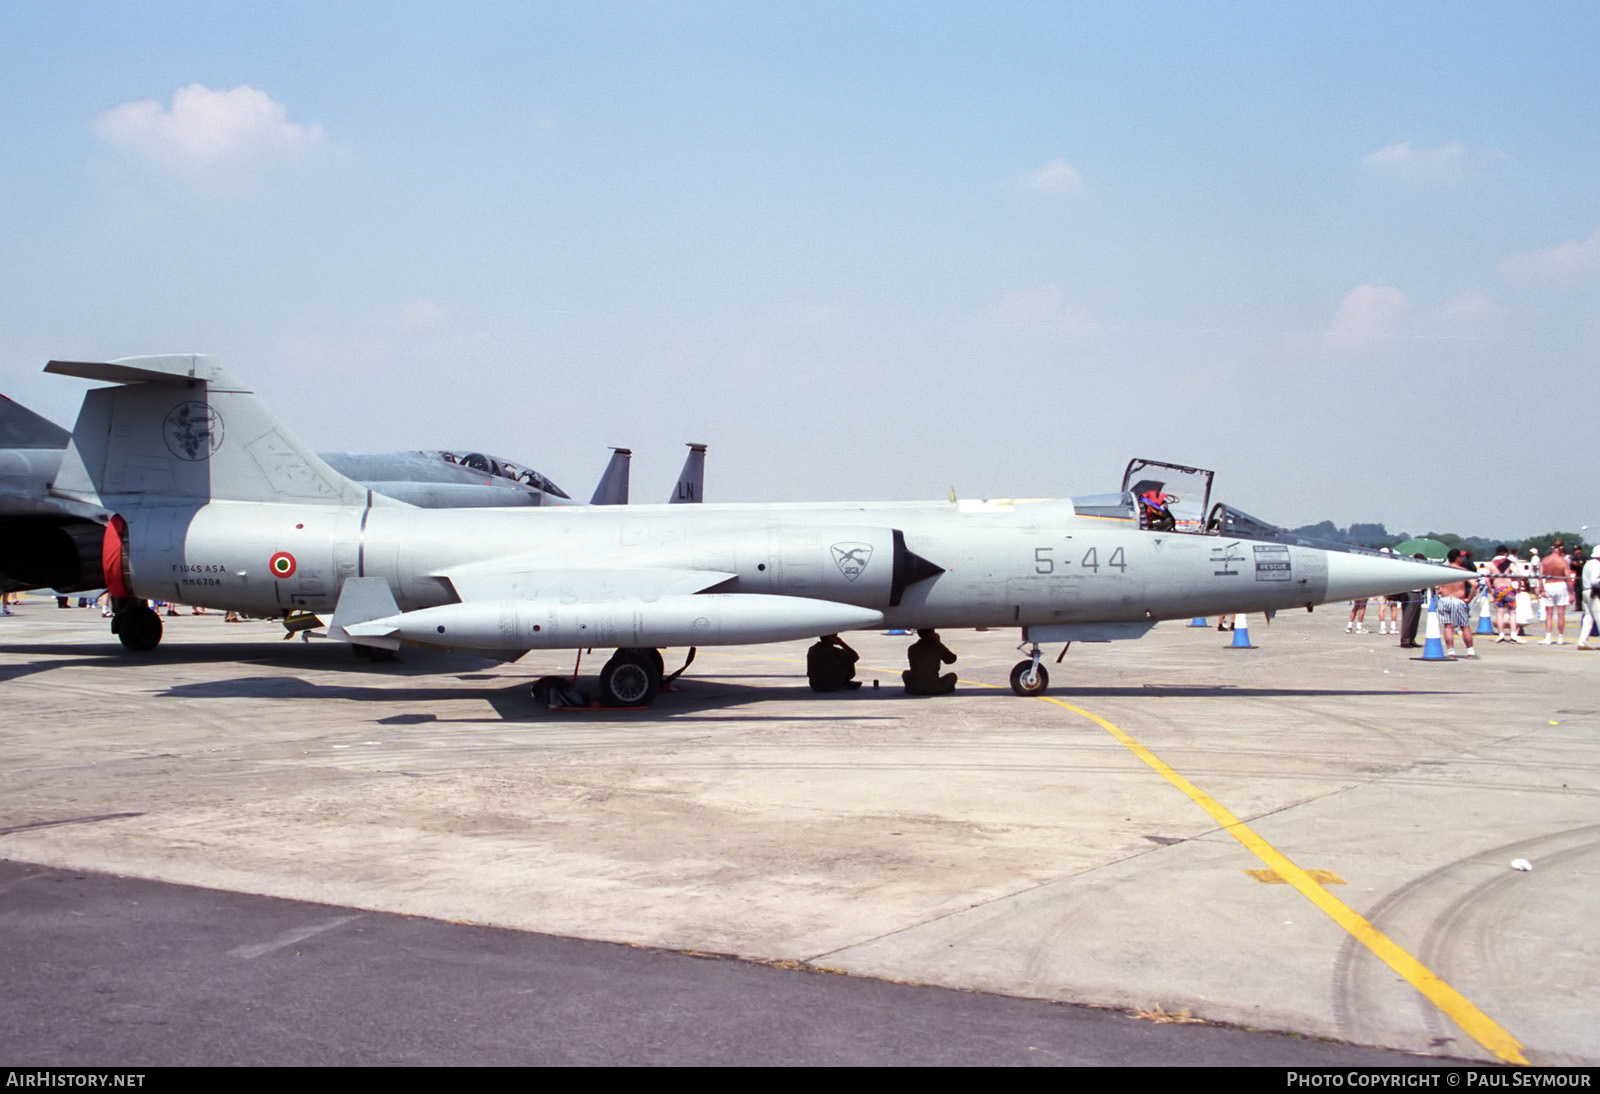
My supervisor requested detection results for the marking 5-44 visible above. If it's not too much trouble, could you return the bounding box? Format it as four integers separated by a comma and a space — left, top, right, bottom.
1034, 546, 1127, 574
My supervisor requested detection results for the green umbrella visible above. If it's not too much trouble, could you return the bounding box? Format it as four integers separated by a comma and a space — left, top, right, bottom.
1392, 537, 1448, 560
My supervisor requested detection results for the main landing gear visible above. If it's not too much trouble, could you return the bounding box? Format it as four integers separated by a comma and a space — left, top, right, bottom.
597, 647, 665, 707
111, 598, 163, 652
1009, 641, 1049, 697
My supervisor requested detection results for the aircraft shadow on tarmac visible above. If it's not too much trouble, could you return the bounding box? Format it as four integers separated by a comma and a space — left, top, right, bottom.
143, 670, 1460, 726
2, 641, 1459, 722
0, 640, 506, 681
151, 674, 905, 724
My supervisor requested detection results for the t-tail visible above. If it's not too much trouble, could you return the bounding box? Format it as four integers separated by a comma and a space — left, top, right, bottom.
45, 355, 387, 510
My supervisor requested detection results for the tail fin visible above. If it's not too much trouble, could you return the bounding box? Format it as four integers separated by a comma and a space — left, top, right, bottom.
45, 355, 379, 508
668, 442, 706, 504
589, 447, 631, 505
0, 394, 71, 449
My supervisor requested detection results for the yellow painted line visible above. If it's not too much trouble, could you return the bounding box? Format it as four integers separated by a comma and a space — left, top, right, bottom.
695, 646, 1527, 1061
1036, 693, 1528, 1066
1245, 868, 1345, 885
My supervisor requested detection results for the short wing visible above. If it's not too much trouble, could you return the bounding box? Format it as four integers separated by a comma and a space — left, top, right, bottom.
442, 564, 736, 604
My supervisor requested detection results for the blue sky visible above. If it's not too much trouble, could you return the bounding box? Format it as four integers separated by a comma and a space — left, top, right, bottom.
2, 2, 1596, 537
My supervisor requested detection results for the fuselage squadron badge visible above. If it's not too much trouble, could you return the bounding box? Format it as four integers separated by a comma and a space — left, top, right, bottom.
163, 401, 223, 461
269, 552, 297, 579
831, 542, 873, 582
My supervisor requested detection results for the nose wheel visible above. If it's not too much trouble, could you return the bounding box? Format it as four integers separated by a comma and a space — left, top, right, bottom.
1010, 642, 1049, 696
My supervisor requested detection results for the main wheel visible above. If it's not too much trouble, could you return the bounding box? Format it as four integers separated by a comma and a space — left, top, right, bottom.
116, 604, 163, 652
634, 647, 665, 679
1009, 660, 1048, 697
599, 650, 661, 707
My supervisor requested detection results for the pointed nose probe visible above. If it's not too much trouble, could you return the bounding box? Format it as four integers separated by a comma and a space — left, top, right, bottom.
1322, 551, 1461, 603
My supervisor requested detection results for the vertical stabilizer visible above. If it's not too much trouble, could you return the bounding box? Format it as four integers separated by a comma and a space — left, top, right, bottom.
589, 447, 631, 506
668, 443, 706, 504
45, 355, 378, 508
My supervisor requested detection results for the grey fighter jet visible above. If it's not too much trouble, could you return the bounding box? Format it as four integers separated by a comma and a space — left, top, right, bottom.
0, 394, 108, 594
586, 443, 708, 506
320, 449, 574, 509
46, 355, 1463, 706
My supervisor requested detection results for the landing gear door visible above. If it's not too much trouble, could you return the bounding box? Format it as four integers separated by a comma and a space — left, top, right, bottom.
1120, 459, 1214, 533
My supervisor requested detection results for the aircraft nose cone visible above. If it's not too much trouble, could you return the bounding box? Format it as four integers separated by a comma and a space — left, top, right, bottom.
1323, 551, 1462, 602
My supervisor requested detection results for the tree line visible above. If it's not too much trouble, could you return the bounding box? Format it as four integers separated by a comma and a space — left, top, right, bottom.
1288, 522, 1592, 559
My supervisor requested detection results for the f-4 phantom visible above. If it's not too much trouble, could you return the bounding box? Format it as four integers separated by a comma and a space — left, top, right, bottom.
45, 355, 1460, 706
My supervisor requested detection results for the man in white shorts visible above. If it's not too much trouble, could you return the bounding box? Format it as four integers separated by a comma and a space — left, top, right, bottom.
1541, 545, 1573, 644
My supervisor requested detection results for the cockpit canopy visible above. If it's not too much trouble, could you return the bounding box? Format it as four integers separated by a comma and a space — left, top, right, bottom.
442, 452, 571, 499
1071, 458, 1378, 555
1071, 459, 1217, 532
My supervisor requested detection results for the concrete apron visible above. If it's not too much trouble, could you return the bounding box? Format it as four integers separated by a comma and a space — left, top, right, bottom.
1, 602, 1595, 1064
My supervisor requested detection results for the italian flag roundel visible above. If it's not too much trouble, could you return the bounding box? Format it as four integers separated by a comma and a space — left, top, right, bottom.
269, 551, 297, 579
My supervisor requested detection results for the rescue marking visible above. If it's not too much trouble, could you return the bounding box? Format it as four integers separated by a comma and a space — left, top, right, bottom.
269, 551, 297, 578
1253, 543, 1292, 582
1036, 693, 1528, 1066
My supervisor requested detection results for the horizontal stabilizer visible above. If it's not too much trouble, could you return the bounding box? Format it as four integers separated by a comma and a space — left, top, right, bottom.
46, 356, 226, 386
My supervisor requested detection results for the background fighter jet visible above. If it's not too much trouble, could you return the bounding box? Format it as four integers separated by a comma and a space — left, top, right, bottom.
0, 394, 108, 595
670, 444, 707, 504
45, 355, 1463, 706
0, 393, 704, 593
320, 449, 575, 509
587, 443, 708, 506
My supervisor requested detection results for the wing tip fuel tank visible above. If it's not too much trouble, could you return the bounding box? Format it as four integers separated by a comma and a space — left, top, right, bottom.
343, 594, 885, 652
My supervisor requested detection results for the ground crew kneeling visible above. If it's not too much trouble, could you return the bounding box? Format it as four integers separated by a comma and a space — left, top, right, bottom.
902, 629, 957, 695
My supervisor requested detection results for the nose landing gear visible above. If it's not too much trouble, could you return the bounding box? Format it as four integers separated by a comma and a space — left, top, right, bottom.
1009, 641, 1049, 696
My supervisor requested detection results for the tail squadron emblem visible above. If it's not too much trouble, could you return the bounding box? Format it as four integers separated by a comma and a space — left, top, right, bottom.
831, 542, 873, 582
163, 401, 224, 461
